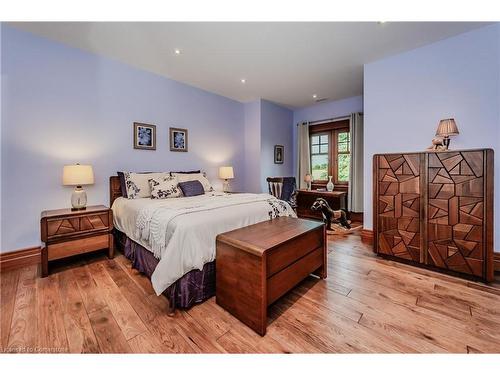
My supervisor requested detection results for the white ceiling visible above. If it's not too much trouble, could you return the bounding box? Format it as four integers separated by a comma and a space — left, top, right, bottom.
9, 22, 491, 108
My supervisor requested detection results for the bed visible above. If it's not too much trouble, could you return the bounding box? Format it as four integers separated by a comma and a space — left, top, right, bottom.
109, 175, 296, 312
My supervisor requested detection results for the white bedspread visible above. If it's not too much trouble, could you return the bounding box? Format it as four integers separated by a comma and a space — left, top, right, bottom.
112, 193, 296, 295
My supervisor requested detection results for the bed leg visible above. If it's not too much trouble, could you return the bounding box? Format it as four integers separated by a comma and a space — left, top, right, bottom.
167, 299, 176, 317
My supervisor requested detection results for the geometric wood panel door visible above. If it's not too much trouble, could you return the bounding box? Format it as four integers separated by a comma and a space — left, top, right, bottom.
375, 153, 423, 262
374, 149, 494, 282
427, 151, 486, 277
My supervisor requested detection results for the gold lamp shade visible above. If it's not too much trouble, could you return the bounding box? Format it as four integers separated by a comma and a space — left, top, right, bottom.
63, 164, 94, 186
218, 166, 234, 180
436, 118, 459, 137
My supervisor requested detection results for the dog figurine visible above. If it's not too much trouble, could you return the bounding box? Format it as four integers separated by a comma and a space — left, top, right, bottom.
427, 137, 446, 151
311, 198, 351, 231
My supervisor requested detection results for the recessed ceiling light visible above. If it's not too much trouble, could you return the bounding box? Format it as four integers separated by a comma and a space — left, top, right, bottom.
241, 79, 246, 84
378, 21, 387, 24
174, 49, 181, 55
312, 94, 317, 99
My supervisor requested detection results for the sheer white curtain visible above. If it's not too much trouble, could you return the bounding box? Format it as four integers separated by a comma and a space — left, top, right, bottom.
348, 113, 364, 212
296, 122, 311, 189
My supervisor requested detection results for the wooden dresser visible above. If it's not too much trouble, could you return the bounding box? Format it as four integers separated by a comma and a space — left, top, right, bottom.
216, 217, 326, 335
296, 189, 347, 220
40, 205, 114, 277
373, 149, 494, 282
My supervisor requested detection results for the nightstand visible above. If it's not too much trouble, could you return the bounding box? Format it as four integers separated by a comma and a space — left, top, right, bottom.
40, 205, 114, 277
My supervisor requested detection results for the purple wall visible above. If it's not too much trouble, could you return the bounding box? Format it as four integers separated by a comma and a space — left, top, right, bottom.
244, 99, 294, 193
364, 24, 500, 250
260, 100, 294, 192
1, 25, 246, 251
244, 100, 261, 193
292, 96, 364, 179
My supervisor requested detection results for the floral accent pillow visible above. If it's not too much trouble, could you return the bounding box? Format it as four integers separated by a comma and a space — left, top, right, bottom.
123, 172, 169, 199
171, 172, 214, 193
149, 176, 181, 199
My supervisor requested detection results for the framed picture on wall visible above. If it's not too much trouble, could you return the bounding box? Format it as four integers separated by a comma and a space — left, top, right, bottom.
133, 122, 156, 150
170, 127, 188, 152
274, 145, 284, 164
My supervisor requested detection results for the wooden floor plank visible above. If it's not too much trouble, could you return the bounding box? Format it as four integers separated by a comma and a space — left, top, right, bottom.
346, 282, 500, 352
7, 266, 38, 352
37, 274, 69, 353
186, 299, 232, 338
127, 330, 172, 353
72, 265, 107, 314
114, 255, 156, 296
58, 269, 100, 353
195, 298, 290, 353
1, 234, 499, 353
145, 310, 197, 353
0, 269, 19, 348
291, 278, 446, 353
102, 258, 197, 353
87, 261, 147, 340
102, 259, 158, 324
88, 307, 131, 353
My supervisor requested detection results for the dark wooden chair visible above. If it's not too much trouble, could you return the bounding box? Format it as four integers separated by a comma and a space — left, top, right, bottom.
266, 177, 297, 210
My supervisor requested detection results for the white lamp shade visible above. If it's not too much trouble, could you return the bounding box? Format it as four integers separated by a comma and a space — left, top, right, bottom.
63, 164, 94, 186
218, 166, 234, 180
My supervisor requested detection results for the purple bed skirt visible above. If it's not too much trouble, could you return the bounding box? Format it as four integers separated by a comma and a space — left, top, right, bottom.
115, 231, 215, 309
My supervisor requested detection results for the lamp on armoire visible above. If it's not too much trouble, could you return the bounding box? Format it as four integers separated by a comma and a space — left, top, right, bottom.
436, 118, 459, 150
63, 164, 94, 210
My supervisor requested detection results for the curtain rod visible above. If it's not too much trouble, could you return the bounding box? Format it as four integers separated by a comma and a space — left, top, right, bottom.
296, 112, 363, 126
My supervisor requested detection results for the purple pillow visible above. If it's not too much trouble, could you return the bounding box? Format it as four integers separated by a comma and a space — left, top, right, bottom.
178, 180, 205, 197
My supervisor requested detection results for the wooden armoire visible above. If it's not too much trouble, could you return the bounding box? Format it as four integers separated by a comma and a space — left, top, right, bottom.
373, 149, 494, 282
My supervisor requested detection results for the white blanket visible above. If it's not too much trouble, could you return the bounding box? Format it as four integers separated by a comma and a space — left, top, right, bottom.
112, 193, 296, 295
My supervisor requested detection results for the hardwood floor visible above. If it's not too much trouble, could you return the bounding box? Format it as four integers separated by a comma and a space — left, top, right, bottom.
1, 234, 500, 353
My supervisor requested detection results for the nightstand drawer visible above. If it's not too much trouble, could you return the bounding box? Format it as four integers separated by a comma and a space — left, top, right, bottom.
48, 234, 110, 261
79, 213, 109, 231
46, 212, 110, 239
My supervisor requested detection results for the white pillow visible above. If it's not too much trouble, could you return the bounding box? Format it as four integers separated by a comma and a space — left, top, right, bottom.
149, 175, 181, 199
123, 172, 169, 199
171, 172, 213, 192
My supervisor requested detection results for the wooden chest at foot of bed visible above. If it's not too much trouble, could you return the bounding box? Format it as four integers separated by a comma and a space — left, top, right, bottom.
216, 216, 326, 336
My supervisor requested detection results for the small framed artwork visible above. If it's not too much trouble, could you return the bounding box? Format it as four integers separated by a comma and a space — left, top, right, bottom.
133, 122, 156, 150
274, 145, 284, 164
170, 127, 188, 152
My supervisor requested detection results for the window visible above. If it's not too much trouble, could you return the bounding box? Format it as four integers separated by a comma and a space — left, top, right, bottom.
337, 131, 350, 182
309, 121, 350, 186
310, 134, 329, 180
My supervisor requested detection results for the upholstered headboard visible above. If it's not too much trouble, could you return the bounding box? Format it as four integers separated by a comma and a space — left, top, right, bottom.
109, 176, 122, 207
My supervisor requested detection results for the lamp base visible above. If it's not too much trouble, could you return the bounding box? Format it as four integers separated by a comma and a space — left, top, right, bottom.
442, 136, 451, 150
71, 186, 88, 210
222, 180, 230, 193
71, 207, 87, 211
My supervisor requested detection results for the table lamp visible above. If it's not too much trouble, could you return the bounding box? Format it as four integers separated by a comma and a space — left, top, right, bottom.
304, 173, 312, 191
436, 118, 459, 150
219, 166, 234, 193
63, 164, 94, 210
